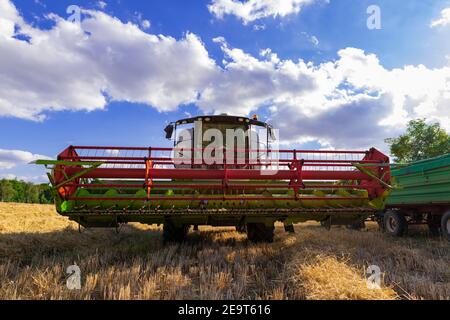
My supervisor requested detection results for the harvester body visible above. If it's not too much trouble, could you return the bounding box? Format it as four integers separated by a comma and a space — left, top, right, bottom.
37, 115, 391, 242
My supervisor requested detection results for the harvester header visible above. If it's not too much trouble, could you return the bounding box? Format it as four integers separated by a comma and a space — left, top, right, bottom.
36, 114, 391, 242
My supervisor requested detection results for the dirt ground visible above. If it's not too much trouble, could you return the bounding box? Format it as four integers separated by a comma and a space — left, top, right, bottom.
0, 202, 449, 300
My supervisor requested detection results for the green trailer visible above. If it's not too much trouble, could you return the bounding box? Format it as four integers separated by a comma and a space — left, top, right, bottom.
378, 153, 450, 241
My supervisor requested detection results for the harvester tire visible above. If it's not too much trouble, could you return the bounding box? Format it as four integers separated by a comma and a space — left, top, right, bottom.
441, 211, 450, 242
383, 210, 408, 237
163, 222, 189, 243
246, 223, 274, 243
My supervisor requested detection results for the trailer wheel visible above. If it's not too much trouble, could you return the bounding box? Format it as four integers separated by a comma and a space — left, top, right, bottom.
163, 222, 189, 244
246, 223, 274, 243
441, 211, 450, 242
384, 210, 408, 237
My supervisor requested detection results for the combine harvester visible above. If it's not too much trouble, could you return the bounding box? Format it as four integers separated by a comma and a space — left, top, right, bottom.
36, 115, 392, 243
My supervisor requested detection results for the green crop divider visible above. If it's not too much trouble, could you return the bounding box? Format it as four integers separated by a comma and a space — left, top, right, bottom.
34, 159, 104, 189
352, 163, 393, 190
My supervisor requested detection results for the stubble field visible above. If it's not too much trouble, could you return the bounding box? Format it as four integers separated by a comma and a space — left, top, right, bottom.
0, 202, 449, 300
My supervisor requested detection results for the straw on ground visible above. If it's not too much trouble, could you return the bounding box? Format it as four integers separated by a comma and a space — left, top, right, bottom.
0, 203, 449, 300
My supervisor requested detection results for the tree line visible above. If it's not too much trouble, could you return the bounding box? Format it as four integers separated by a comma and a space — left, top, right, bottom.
0, 179, 53, 204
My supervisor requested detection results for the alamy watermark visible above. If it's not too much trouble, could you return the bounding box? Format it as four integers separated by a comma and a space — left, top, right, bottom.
66, 5, 81, 25
172, 120, 280, 175
367, 5, 382, 30
366, 265, 382, 289
66, 264, 81, 290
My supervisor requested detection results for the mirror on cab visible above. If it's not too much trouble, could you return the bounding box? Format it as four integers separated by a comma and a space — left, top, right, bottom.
164, 124, 174, 139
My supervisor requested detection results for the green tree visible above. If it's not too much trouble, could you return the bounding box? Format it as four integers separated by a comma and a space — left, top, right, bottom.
24, 183, 40, 203
10, 180, 25, 202
385, 119, 450, 163
39, 184, 53, 204
0, 180, 17, 202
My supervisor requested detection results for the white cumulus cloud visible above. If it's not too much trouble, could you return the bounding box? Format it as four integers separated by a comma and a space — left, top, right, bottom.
141, 19, 151, 29
198, 40, 450, 149
430, 8, 450, 28
208, 0, 316, 24
0, 0, 217, 120
0, 149, 50, 169
97, 1, 107, 9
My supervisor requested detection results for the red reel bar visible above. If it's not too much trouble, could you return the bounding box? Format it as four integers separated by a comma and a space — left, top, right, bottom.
74, 183, 365, 190
54, 145, 391, 202
68, 196, 368, 202
64, 167, 369, 181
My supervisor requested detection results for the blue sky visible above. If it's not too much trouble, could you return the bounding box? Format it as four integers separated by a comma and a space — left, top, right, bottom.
1, 0, 450, 182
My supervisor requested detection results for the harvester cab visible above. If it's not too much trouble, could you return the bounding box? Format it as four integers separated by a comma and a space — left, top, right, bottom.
165, 114, 276, 170
35, 114, 392, 243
